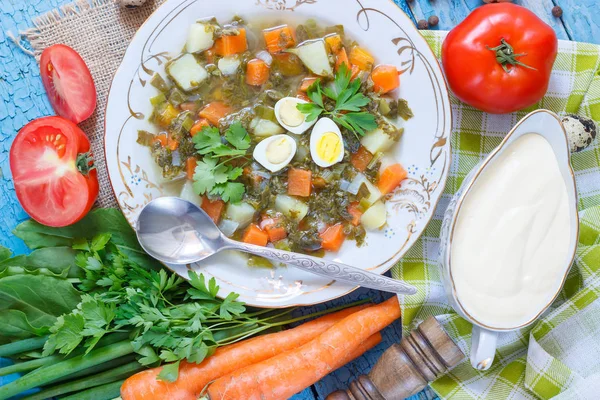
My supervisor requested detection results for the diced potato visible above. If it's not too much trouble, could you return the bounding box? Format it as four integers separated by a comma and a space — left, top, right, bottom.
288, 39, 333, 77
218, 55, 241, 76
179, 181, 203, 208
274, 194, 309, 222
361, 201, 387, 230
360, 128, 396, 155
249, 117, 285, 137
225, 202, 256, 228
167, 54, 208, 92
187, 22, 215, 53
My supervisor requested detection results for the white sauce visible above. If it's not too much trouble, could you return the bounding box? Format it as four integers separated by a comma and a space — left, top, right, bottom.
451, 133, 572, 329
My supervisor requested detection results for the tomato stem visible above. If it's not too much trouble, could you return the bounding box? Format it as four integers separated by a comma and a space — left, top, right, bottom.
486, 38, 536, 73
76, 152, 96, 175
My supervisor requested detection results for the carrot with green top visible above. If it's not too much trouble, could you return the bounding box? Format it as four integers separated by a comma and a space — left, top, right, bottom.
378, 164, 407, 195
206, 297, 401, 400
263, 25, 296, 53
246, 59, 270, 86
319, 223, 346, 252
287, 168, 312, 197
213, 29, 248, 56
120, 305, 372, 400
199, 102, 232, 126
371, 64, 400, 94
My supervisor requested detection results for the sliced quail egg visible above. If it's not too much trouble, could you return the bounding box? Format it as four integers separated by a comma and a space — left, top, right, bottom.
253, 134, 297, 172
309, 117, 344, 168
274, 97, 317, 135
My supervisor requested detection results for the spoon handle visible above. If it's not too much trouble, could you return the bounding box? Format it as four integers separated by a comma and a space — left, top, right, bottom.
227, 240, 417, 295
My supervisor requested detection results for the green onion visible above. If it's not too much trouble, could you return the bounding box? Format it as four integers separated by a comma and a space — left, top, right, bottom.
0, 340, 134, 400
60, 380, 125, 400
21, 361, 142, 400
0, 355, 62, 377
0, 336, 48, 358
150, 73, 170, 92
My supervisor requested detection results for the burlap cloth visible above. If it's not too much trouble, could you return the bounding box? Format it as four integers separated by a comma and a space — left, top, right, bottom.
24, 0, 167, 208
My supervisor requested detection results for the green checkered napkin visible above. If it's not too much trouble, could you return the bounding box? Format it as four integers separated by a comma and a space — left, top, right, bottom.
392, 31, 600, 400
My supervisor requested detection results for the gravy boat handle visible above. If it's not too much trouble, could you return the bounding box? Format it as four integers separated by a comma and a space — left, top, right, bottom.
471, 326, 498, 370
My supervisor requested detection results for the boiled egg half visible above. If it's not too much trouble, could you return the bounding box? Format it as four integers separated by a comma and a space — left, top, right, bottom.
274, 97, 317, 135
310, 118, 344, 168
253, 134, 297, 172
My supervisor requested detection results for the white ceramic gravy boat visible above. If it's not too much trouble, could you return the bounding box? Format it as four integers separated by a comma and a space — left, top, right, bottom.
439, 109, 580, 370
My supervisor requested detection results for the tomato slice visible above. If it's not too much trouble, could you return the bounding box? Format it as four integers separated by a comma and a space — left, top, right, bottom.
40, 45, 97, 124
10, 116, 99, 227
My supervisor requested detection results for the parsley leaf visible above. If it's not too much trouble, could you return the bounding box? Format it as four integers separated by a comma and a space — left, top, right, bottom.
191, 124, 251, 203
225, 122, 251, 150
296, 63, 377, 137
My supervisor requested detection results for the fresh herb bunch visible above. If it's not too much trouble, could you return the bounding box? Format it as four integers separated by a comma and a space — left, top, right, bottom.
297, 63, 378, 137
192, 121, 251, 203
41, 233, 268, 381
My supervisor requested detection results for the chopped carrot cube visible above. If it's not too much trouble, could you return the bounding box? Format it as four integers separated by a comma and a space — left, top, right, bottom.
371, 64, 400, 94
350, 146, 374, 172
242, 224, 269, 247
214, 28, 248, 56
325, 34, 343, 54
201, 196, 225, 224
199, 102, 232, 126
190, 118, 211, 137
335, 48, 350, 72
299, 77, 318, 92
377, 164, 408, 195
349, 46, 375, 71
347, 202, 363, 226
312, 176, 327, 189
320, 223, 346, 252
186, 157, 197, 180
263, 25, 296, 54
260, 216, 288, 243
152, 134, 168, 147
288, 168, 312, 197
246, 59, 270, 86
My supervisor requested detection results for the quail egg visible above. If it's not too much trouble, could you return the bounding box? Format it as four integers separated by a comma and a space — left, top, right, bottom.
253, 135, 297, 172
562, 114, 597, 152
274, 97, 317, 135
309, 117, 345, 168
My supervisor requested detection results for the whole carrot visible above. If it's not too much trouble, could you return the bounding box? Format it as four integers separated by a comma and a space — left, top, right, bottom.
121, 304, 370, 400
206, 296, 400, 400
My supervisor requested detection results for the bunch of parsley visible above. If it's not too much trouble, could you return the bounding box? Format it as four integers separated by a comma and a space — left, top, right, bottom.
42, 233, 267, 381
297, 63, 378, 137
192, 122, 250, 203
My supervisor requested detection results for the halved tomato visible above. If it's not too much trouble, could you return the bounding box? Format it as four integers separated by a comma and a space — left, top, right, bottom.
10, 116, 99, 227
40, 44, 97, 124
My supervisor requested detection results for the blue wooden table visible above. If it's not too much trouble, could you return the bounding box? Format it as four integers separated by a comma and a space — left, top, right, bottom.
1, 1, 599, 399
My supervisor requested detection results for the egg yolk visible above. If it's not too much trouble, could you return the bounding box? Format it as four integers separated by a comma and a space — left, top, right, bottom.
266, 138, 292, 164
317, 132, 342, 163
279, 99, 305, 127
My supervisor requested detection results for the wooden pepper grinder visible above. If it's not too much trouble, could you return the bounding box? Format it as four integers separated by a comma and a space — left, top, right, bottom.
327, 316, 465, 400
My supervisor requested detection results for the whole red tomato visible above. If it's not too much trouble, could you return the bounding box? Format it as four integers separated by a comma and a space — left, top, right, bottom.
442, 3, 557, 114
10, 116, 99, 227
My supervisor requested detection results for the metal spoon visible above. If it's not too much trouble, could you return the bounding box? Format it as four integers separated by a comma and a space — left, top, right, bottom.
135, 197, 417, 295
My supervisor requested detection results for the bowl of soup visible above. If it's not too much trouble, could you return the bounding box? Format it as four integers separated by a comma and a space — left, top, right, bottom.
104, 0, 452, 307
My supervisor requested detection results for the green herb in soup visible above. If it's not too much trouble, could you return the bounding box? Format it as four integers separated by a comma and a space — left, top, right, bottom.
138, 16, 413, 256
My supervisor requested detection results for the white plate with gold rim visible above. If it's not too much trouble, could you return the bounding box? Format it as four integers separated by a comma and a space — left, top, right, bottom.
104, 0, 451, 307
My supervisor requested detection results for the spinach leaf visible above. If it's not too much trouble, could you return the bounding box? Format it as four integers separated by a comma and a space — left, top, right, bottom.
13, 209, 161, 270
0, 275, 81, 339
0, 247, 82, 279
0, 310, 49, 339
0, 246, 12, 262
